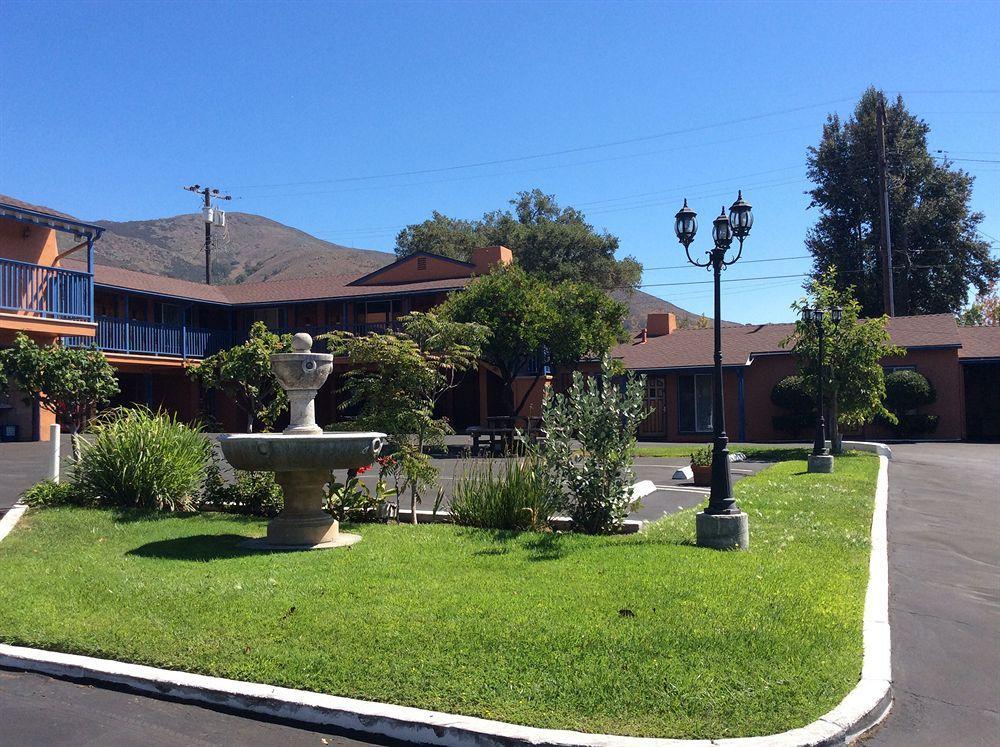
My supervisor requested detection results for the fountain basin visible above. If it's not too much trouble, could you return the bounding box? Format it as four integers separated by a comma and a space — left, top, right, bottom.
219, 432, 385, 472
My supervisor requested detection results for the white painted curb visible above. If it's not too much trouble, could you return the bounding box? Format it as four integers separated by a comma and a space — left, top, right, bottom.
0, 502, 28, 542
0, 452, 891, 746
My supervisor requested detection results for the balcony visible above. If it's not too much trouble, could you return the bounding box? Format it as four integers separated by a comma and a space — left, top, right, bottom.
66, 316, 235, 359
0, 258, 92, 321
64, 318, 404, 359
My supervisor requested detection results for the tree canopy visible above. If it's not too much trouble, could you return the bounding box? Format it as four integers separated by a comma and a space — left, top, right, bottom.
806, 88, 997, 317
1, 334, 120, 458
439, 264, 628, 416
784, 269, 903, 451
958, 282, 999, 326
395, 189, 642, 290
187, 322, 290, 432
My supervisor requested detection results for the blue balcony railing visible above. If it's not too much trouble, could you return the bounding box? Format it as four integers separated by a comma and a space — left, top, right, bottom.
64, 318, 402, 359
0, 257, 92, 321
65, 316, 235, 358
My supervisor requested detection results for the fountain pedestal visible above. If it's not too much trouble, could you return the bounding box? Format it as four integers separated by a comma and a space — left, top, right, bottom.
219, 332, 384, 551
264, 470, 360, 548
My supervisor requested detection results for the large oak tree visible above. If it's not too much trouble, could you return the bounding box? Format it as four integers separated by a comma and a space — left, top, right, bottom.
395, 189, 642, 291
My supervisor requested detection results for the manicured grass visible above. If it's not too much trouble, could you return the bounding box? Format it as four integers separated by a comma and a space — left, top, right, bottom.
636, 443, 812, 461
0, 455, 878, 739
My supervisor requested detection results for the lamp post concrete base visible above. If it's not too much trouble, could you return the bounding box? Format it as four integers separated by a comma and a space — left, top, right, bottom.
696, 511, 749, 550
808, 454, 835, 473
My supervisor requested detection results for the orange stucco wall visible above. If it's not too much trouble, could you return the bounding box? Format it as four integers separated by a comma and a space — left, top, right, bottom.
358, 254, 471, 285
0, 219, 58, 266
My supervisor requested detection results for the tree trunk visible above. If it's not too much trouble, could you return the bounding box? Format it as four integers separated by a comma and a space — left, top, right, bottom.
830, 389, 843, 455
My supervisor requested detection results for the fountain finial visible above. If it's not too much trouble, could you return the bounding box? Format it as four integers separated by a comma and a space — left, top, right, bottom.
291, 332, 312, 352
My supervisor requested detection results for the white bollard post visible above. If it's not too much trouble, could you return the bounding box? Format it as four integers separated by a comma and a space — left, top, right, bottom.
49, 423, 61, 484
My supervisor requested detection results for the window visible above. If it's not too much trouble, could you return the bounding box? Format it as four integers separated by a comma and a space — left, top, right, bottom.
252, 307, 287, 329
156, 303, 184, 327
884, 365, 916, 373
678, 374, 713, 433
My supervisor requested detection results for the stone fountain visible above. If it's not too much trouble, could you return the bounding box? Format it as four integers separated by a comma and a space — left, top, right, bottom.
219, 332, 385, 550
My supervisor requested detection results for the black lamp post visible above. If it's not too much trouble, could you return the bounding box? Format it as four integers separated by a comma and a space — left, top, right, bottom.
675, 192, 753, 524
802, 305, 842, 471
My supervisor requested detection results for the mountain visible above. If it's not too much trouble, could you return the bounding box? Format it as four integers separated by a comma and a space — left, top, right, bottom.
83, 212, 395, 284
613, 288, 738, 331
3, 194, 722, 326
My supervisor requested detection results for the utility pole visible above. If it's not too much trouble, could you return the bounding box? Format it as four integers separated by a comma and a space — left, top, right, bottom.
876, 94, 895, 316
183, 185, 231, 284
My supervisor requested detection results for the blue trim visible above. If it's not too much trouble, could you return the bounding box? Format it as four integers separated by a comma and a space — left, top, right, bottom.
960, 357, 1000, 365
737, 367, 746, 442
346, 251, 475, 286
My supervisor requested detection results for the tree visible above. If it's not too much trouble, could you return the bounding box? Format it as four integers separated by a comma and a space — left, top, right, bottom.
1, 333, 120, 460
187, 322, 290, 432
326, 312, 488, 525
958, 282, 999, 326
439, 264, 628, 416
784, 269, 904, 453
396, 189, 642, 290
806, 88, 997, 317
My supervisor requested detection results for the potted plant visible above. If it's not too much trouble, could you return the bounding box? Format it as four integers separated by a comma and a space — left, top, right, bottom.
690, 446, 713, 487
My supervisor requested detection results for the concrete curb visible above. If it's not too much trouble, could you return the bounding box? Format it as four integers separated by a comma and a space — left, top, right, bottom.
0, 502, 28, 542
0, 452, 892, 746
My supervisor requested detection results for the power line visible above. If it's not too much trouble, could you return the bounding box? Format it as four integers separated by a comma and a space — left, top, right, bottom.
642, 255, 809, 271
224, 97, 857, 191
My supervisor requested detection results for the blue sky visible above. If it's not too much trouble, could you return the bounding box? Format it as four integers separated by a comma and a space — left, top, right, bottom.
2, 0, 997, 323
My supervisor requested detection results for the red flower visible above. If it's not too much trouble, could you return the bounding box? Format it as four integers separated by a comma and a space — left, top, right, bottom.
356, 464, 372, 475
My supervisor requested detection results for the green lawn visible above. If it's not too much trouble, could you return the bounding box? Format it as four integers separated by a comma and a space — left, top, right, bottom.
636, 444, 812, 461
0, 455, 878, 739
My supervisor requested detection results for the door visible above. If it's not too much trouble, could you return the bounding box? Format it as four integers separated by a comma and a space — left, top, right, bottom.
639, 376, 666, 438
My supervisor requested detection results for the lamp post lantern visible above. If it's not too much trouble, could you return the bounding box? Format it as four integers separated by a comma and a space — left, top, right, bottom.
674, 192, 753, 550
803, 305, 842, 473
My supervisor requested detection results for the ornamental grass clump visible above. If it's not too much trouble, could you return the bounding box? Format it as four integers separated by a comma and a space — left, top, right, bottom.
450, 452, 563, 531
74, 407, 211, 512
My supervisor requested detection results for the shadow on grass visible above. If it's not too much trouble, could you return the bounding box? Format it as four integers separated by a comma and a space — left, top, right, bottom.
126, 533, 259, 561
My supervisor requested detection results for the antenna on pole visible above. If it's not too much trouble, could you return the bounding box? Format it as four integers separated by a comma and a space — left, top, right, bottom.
183, 184, 231, 284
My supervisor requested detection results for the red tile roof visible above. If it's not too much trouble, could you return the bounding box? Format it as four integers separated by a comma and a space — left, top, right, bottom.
958, 325, 1000, 360
614, 313, 962, 370
62, 261, 470, 305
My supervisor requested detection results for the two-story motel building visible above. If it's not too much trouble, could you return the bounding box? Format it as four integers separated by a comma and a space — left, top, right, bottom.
2, 198, 998, 443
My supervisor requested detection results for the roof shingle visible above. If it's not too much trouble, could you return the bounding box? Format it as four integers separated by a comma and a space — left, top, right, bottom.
613, 313, 962, 370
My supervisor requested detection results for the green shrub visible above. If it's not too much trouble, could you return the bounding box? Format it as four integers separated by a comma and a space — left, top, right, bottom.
884, 370, 936, 412
770, 375, 815, 437
74, 407, 211, 512
884, 370, 938, 436
689, 445, 713, 466
200, 455, 283, 517
450, 455, 563, 531
538, 355, 648, 534
19, 479, 87, 508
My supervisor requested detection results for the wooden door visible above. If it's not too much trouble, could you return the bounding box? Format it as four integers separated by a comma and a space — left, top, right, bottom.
639, 376, 666, 437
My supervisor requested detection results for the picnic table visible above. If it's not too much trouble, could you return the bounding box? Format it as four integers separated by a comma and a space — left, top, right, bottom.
466, 416, 545, 455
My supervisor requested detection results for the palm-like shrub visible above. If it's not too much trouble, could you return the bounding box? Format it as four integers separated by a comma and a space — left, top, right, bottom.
450, 454, 563, 531
75, 407, 211, 511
